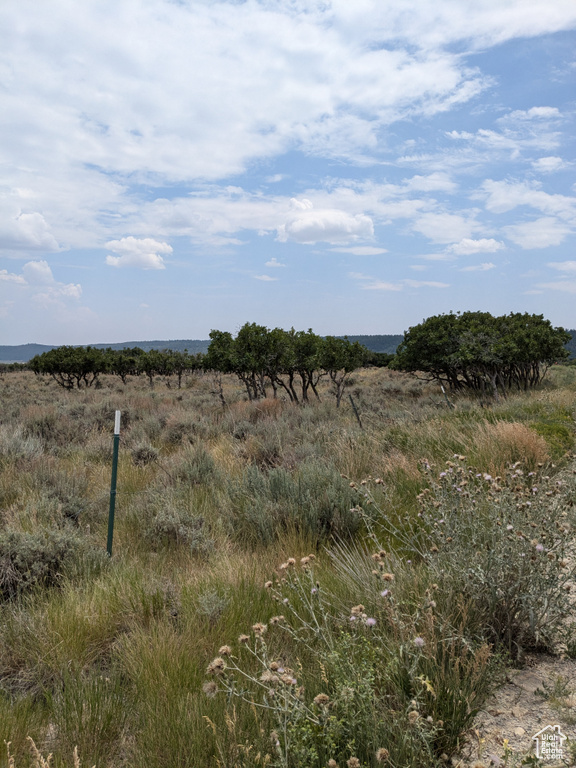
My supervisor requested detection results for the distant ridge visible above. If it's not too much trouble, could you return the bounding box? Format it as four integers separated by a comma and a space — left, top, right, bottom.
1, 331, 574, 363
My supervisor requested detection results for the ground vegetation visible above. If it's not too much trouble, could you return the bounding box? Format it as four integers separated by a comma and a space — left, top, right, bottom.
0, 364, 575, 767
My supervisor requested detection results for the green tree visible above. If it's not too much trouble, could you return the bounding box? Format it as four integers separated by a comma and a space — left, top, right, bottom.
104, 347, 147, 384
393, 312, 570, 398
319, 336, 366, 407
29, 346, 107, 389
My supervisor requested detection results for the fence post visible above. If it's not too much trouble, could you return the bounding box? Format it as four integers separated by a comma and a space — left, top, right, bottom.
107, 410, 121, 556
348, 393, 364, 429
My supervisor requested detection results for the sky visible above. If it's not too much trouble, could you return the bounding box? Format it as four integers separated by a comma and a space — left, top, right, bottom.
1, 0, 575, 345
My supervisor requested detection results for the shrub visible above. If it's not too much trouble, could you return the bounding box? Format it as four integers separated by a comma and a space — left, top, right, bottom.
224, 463, 360, 546
0, 528, 106, 600
0, 425, 43, 462
145, 507, 214, 556
361, 457, 576, 658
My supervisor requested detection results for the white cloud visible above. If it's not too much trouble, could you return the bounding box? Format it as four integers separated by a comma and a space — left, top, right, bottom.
538, 281, 576, 294
548, 261, 576, 273
481, 180, 576, 221
331, 246, 388, 255
360, 280, 404, 291
504, 217, 573, 249
503, 107, 561, 121
0, 202, 60, 254
350, 272, 449, 290
412, 212, 479, 244
403, 173, 457, 193
448, 238, 504, 255
254, 274, 278, 281
0, 269, 26, 284
105, 237, 171, 269
404, 279, 449, 288
0, 259, 81, 300
265, 257, 286, 268
532, 156, 566, 173
460, 262, 496, 272
22, 260, 57, 285
278, 200, 374, 244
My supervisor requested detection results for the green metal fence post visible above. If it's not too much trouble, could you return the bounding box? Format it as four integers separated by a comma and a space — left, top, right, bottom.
107, 410, 121, 556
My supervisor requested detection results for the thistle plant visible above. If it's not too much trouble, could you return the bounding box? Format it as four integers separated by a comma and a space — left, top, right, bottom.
353, 457, 576, 658
204, 557, 446, 767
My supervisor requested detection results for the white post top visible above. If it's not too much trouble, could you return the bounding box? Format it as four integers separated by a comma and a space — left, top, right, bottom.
114, 410, 121, 435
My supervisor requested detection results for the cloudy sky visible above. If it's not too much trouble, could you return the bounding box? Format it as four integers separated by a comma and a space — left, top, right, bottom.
1, 0, 575, 345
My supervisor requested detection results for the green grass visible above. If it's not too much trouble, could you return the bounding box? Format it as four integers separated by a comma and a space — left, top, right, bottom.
0, 367, 574, 767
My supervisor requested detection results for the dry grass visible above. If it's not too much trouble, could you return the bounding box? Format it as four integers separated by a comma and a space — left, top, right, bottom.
469, 420, 550, 474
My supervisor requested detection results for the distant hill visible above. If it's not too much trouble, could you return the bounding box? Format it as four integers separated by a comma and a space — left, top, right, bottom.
0, 339, 210, 363
1, 330, 574, 363
338, 335, 404, 354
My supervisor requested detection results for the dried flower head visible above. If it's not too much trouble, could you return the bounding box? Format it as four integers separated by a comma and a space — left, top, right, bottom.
207, 657, 226, 675
382, 573, 395, 581
350, 604, 365, 615
238, 634, 250, 644
313, 693, 330, 707
202, 681, 218, 697
218, 645, 232, 657
347, 759, 361, 768
300, 556, 310, 566
408, 710, 419, 724
264, 581, 273, 589
260, 670, 280, 684
252, 623, 267, 635
376, 747, 390, 763
328, 760, 338, 768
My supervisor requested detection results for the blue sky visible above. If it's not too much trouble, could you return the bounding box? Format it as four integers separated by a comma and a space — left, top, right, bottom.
1, 0, 575, 345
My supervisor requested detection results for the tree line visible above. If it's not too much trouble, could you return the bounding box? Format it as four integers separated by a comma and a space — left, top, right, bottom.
26, 313, 571, 402
28, 324, 388, 405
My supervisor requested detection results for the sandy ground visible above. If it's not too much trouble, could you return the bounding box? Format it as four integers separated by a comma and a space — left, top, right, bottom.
456, 654, 576, 767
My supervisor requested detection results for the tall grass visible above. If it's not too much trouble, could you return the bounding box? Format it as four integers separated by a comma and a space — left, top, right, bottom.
0, 366, 574, 767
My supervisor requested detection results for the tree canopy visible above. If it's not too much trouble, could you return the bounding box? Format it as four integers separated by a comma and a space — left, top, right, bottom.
392, 311, 570, 398
204, 323, 368, 405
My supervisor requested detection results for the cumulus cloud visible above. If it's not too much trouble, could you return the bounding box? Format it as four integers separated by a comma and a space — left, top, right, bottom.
504, 217, 573, 249
265, 257, 286, 268
503, 107, 561, 121
403, 173, 457, 193
481, 180, 576, 221
532, 156, 566, 173
105, 237, 172, 269
0, 204, 60, 253
412, 212, 479, 244
0, 260, 81, 300
447, 238, 504, 255
0, 269, 26, 284
460, 262, 496, 272
254, 275, 278, 281
278, 199, 373, 244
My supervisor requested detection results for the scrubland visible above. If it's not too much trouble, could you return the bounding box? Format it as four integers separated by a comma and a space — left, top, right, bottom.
1, 366, 575, 767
